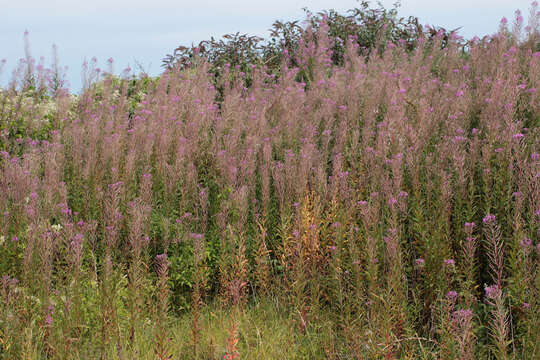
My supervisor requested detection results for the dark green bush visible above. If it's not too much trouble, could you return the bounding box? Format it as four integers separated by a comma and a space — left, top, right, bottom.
162, 1, 460, 78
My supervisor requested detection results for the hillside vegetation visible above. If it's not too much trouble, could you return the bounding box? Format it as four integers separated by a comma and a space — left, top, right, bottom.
0, 2, 539, 359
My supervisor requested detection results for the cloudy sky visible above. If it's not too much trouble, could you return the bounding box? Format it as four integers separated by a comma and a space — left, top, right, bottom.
1, 0, 537, 92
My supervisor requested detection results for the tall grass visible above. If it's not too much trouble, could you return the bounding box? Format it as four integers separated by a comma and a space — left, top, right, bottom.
0, 3, 539, 359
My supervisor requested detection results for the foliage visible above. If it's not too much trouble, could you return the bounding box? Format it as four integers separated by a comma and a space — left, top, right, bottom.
1, 2, 540, 359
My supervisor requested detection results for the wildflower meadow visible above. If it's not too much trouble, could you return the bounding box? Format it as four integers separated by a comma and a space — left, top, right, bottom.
0, 2, 539, 359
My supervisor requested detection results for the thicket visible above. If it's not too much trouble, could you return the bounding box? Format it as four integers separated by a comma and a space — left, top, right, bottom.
161, 2, 461, 89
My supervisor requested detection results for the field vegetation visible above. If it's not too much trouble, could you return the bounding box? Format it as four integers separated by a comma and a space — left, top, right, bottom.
0, 2, 539, 359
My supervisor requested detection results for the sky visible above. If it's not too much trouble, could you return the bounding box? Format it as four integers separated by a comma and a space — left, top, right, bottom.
1, 0, 537, 92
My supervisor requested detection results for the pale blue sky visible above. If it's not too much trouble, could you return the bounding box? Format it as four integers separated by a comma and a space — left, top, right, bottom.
1, 0, 537, 92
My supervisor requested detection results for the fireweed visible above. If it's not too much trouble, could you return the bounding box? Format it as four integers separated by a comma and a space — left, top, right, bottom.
0, 3, 539, 359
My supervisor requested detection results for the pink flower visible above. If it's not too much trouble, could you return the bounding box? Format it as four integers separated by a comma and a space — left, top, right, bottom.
485, 284, 500, 299
444, 259, 455, 267
446, 291, 458, 300
189, 233, 203, 240
155, 253, 168, 262
482, 214, 496, 223
45, 304, 54, 325
59, 204, 72, 217
464, 222, 475, 229
520, 237, 532, 249
515, 11, 523, 24
453, 308, 473, 320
